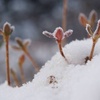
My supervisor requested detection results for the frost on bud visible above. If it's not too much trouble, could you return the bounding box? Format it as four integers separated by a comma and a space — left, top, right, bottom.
89, 10, 97, 27
64, 29, 73, 38
86, 24, 93, 36
53, 27, 63, 41
79, 13, 88, 27
24, 39, 31, 47
94, 20, 100, 36
3, 22, 14, 36
86, 19, 100, 43
18, 54, 25, 67
15, 37, 24, 49
42, 27, 73, 61
43, 27, 73, 42
42, 31, 54, 38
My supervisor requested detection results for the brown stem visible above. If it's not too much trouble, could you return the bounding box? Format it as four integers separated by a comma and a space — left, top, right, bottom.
62, 0, 67, 32
89, 41, 96, 60
24, 49, 40, 72
57, 41, 68, 62
10, 69, 20, 87
19, 65, 26, 83
5, 36, 10, 86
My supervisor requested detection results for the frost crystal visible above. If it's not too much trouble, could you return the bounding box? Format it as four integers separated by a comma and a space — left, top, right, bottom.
64, 29, 73, 38
42, 31, 53, 38
86, 24, 93, 36
94, 20, 100, 36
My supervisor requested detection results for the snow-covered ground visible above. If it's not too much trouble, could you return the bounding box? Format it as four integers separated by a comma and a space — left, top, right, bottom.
0, 38, 100, 100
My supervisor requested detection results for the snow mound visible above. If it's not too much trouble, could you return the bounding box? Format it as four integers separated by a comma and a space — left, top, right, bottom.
0, 38, 100, 100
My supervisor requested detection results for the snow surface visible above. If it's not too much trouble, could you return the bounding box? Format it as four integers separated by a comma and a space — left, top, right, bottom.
0, 38, 100, 100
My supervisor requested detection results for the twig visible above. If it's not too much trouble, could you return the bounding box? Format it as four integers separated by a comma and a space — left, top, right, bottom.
89, 41, 96, 60
24, 49, 40, 72
5, 36, 10, 85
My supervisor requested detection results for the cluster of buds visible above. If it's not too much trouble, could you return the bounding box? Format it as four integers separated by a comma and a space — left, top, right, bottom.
79, 10, 97, 28
86, 19, 100, 61
43, 27, 73, 62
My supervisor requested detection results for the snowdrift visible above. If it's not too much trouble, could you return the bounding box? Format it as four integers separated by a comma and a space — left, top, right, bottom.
0, 38, 100, 100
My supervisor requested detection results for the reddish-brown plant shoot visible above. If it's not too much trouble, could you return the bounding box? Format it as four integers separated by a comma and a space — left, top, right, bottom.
79, 10, 97, 28
86, 20, 100, 61
43, 27, 73, 62
18, 54, 26, 83
0, 22, 14, 86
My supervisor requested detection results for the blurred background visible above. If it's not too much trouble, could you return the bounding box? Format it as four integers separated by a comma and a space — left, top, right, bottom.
0, 0, 100, 86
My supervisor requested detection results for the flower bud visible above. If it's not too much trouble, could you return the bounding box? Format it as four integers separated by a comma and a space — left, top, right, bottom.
79, 13, 88, 27
3, 22, 14, 36
15, 37, 24, 49
53, 27, 63, 41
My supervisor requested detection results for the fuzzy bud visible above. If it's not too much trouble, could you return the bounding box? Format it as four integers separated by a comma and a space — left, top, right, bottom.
19, 54, 25, 67
24, 39, 31, 47
89, 10, 97, 27
79, 13, 88, 27
15, 37, 24, 49
3, 22, 14, 36
53, 27, 63, 41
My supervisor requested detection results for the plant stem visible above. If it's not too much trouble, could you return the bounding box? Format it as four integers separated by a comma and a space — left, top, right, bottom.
57, 41, 68, 62
5, 36, 10, 86
24, 49, 40, 72
10, 69, 20, 87
89, 41, 96, 60
19, 65, 26, 83
62, 0, 67, 32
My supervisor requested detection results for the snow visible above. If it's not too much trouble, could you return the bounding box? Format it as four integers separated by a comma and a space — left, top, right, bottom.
0, 38, 100, 100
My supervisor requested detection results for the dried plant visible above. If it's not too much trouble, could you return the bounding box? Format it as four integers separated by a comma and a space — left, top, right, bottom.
86, 20, 100, 62
18, 54, 26, 83
10, 68, 20, 87
12, 38, 40, 72
0, 22, 14, 86
43, 27, 73, 62
79, 10, 97, 28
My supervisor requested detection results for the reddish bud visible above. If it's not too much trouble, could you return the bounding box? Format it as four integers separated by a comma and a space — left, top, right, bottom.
53, 27, 63, 41
89, 10, 97, 27
19, 54, 25, 67
79, 13, 88, 27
